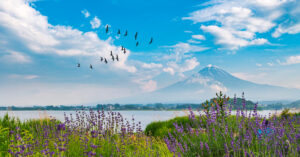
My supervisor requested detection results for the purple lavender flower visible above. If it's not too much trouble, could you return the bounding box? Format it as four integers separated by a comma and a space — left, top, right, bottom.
57, 123, 66, 131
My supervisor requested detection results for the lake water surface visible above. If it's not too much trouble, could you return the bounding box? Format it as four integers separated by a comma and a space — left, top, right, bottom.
0, 110, 282, 129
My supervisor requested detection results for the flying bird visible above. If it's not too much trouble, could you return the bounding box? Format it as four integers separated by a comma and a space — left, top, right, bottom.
117, 29, 121, 35
136, 41, 139, 47
124, 30, 128, 36
149, 37, 153, 44
77, 63, 80, 67
106, 25, 109, 33
90, 64, 93, 69
111, 55, 115, 61
104, 58, 108, 64
135, 32, 138, 40
116, 55, 119, 61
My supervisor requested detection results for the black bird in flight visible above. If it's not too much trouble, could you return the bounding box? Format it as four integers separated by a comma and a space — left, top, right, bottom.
135, 32, 138, 40
104, 58, 108, 64
117, 29, 121, 35
111, 54, 115, 61
77, 63, 80, 67
116, 55, 119, 61
90, 64, 93, 69
149, 37, 153, 44
106, 25, 109, 33
136, 41, 139, 47
124, 30, 128, 36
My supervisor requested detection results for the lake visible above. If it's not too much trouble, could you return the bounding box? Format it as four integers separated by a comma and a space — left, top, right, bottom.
0, 110, 282, 129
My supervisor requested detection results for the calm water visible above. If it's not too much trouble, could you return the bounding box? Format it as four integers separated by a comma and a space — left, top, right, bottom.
0, 110, 281, 129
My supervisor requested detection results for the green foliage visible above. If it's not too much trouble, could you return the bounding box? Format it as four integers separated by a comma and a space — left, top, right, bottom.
0, 113, 60, 155
145, 116, 201, 137
279, 109, 300, 119
280, 108, 292, 119
1, 112, 172, 157
163, 94, 300, 157
0, 126, 9, 156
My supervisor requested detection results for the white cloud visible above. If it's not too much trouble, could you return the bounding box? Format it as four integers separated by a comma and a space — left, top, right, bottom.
183, 0, 291, 49
140, 80, 157, 92
251, 0, 292, 8
0, 51, 31, 63
186, 77, 210, 85
8, 74, 38, 79
106, 49, 137, 73
163, 67, 175, 75
179, 57, 200, 72
278, 55, 300, 65
81, 9, 90, 18
142, 63, 163, 69
201, 25, 268, 49
271, 0, 300, 37
249, 38, 268, 45
0, 0, 136, 73
232, 72, 267, 82
164, 57, 200, 76
163, 42, 208, 61
184, 5, 276, 32
132, 76, 158, 92
267, 62, 274, 66
192, 34, 206, 40
166, 42, 208, 54
256, 63, 262, 67
187, 39, 201, 44
272, 23, 300, 37
161, 42, 202, 76
184, 30, 193, 33
201, 25, 248, 49
210, 84, 227, 92
90, 16, 101, 29
25, 75, 38, 79
130, 61, 164, 92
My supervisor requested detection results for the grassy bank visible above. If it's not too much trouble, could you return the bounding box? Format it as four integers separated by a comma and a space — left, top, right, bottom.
0, 93, 299, 156
0, 111, 171, 157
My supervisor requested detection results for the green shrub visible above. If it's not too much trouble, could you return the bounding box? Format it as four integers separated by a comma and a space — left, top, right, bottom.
0, 113, 60, 155
145, 116, 201, 137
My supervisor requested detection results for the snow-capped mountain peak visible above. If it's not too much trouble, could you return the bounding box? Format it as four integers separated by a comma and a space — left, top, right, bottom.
115, 66, 300, 103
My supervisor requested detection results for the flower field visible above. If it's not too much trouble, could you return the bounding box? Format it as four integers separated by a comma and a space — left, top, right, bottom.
0, 93, 299, 156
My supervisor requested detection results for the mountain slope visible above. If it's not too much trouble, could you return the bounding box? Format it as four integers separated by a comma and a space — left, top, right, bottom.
115, 65, 300, 103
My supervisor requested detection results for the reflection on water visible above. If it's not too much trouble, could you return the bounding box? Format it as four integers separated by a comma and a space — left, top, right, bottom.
0, 110, 282, 129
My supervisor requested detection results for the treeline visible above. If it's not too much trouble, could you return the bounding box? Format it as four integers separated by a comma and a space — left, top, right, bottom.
262, 100, 300, 110
0, 98, 298, 111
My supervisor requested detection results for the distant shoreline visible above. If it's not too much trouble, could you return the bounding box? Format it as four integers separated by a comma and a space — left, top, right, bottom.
1, 97, 298, 111
0, 108, 298, 112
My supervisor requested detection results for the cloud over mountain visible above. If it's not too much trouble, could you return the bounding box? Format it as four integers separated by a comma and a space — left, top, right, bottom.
118, 65, 300, 103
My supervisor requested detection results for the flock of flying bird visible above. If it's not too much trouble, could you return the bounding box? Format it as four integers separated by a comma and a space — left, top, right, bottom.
77, 25, 153, 69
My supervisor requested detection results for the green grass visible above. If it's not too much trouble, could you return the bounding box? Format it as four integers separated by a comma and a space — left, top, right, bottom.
0, 112, 172, 157
145, 116, 202, 137
0, 113, 60, 156
1, 108, 299, 157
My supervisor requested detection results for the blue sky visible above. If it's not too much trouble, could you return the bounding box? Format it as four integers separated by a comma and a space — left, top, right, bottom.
0, 0, 300, 106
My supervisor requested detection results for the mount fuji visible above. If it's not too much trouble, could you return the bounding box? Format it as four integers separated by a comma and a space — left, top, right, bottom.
116, 65, 300, 103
